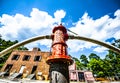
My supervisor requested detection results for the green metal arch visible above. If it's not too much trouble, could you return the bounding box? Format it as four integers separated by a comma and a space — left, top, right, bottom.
0, 35, 120, 57
69, 35, 120, 54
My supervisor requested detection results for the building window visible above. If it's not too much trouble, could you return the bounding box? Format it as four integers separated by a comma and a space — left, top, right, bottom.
12, 54, 20, 60
34, 55, 41, 61
23, 55, 31, 61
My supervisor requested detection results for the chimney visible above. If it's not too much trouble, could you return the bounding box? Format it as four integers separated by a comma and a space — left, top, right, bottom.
32, 47, 41, 51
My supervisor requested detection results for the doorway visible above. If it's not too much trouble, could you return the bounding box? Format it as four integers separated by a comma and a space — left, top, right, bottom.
31, 66, 37, 74
4, 64, 13, 72
19, 65, 26, 73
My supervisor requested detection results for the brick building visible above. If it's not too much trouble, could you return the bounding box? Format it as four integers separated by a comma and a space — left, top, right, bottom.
0, 47, 50, 80
69, 62, 95, 82
0, 47, 94, 82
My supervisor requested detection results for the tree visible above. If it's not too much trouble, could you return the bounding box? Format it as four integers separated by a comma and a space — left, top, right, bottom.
87, 58, 105, 77
0, 38, 18, 68
104, 39, 120, 79
89, 53, 100, 60
17, 46, 28, 50
72, 57, 82, 70
0, 37, 28, 69
0, 38, 18, 51
80, 54, 89, 70
72, 39, 120, 79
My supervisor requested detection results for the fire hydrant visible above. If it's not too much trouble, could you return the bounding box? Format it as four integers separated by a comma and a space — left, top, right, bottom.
46, 24, 73, 83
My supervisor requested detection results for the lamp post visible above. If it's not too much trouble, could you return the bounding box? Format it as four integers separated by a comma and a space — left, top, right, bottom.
46, 24, 73, 83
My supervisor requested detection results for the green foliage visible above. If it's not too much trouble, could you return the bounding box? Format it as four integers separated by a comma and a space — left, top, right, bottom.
80, 54, 89, 70
17, 46, 28, 50
0, 38, 18, 52
80, 54, 88, 65
87, 58, 105, 77
89, 53, 100, 60
0, 37, 28, 69
72, 57, 83, 70
73, 39, 120, 78
104, 39, 120, 77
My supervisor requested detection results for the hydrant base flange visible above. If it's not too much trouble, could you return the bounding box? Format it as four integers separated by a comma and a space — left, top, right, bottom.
46, 57, 73, 65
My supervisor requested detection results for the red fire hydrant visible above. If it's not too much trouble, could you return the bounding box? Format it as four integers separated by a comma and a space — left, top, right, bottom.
46, 24, 73, 83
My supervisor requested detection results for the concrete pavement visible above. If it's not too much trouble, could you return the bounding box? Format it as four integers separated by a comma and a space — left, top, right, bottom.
0, 79, 120, 83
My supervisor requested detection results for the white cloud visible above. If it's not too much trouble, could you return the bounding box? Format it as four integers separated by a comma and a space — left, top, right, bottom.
68, 9, 120, 53
54, 10, 66, 24
0, 8, 66, 40
39, 39, 52, 48
25, 41, 40, 51
114, 30, 120, 39
0, 8, 120, 54
93, 46, 108, 53
114, 9, 120, 18
0, 8, 66, 50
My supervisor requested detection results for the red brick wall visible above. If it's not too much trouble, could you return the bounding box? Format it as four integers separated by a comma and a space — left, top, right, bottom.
1, 49, 50, 76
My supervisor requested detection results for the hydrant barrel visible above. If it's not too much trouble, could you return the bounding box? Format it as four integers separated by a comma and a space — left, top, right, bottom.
46, 24, 73, 83
46, 24, 73, 65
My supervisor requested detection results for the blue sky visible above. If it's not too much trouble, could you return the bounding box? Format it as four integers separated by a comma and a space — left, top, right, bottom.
0, 0, 120, 59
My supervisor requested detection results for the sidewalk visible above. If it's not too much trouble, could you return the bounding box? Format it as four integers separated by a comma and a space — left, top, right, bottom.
0, 79, 120, 83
